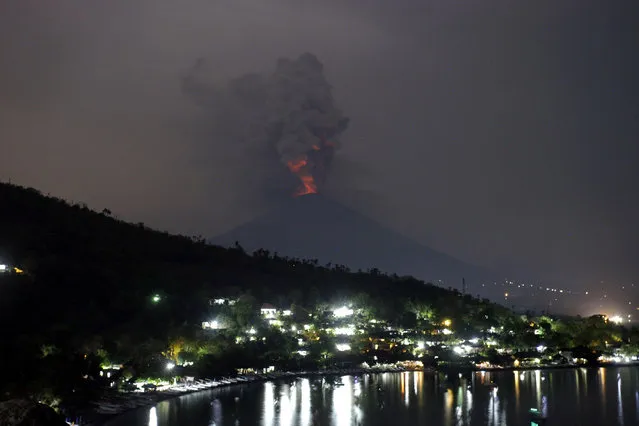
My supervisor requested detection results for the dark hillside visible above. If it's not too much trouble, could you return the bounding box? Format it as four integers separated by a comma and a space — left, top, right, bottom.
0, 182, 512, 401
0, 183, 496, 321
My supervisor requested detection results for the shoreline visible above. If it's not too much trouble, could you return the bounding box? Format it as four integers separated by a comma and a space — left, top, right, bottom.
87, 362, 635, 425
91, 366, 408, 425
473, 362, 639, 373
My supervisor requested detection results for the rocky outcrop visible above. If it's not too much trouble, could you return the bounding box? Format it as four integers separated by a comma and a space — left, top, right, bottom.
0, 399, 67, 426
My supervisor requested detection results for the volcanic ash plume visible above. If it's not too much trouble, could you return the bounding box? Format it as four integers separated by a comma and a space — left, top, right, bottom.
182, 53, 349, 197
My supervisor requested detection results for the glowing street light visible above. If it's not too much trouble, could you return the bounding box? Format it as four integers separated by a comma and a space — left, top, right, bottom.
334, 325, 356, 336
333, 306, 354, 318
152, 294, 161, 303
442, 319, 452, 327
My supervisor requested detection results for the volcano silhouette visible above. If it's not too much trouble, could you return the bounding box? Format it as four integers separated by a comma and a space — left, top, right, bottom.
212, 194, 497, 290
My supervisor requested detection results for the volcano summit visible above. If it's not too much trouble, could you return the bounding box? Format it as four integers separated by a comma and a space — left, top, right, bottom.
212, 194, 497, 293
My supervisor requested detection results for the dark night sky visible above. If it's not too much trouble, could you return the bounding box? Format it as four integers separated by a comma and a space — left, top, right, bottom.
1, 1, 638, 308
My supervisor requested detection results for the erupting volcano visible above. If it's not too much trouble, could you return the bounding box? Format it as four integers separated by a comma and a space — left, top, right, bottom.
287, 156, 317, 196
287, 138, 336, 196
183, 53, 349, 197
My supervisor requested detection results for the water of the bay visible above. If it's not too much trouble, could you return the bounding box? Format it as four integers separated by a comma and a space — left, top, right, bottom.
105, 367, 639, 426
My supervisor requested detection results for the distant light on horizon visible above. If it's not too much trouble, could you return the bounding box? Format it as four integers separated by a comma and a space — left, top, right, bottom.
610, 315, 624, 325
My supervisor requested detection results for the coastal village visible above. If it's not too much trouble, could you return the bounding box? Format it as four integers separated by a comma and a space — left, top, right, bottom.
76, 296, 639, 423
102, 296, 637, 393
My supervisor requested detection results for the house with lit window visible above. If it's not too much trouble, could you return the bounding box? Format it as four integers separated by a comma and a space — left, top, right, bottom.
260, 303, 278, 318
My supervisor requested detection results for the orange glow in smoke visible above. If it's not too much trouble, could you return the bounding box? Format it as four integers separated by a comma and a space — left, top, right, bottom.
287, 156, 317, 196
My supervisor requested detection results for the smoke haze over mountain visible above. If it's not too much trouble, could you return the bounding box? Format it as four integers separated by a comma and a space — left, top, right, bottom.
182, 53, 349, 197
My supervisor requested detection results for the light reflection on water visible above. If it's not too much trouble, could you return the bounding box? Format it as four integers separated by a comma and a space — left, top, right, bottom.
332, 376, 352, 426
617, 374, 624, 426
263, 382, 274, 426
109, 367, 639, 426
300, 379, 311, 426
147, 407, 157, 426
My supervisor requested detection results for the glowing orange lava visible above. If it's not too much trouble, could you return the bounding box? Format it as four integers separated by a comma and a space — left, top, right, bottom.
297, 174, 317, 196
287, 155, 317, 197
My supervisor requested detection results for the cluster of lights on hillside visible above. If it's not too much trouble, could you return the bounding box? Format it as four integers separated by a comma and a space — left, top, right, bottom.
201, 301, 530, 362
135, 293, 639, 380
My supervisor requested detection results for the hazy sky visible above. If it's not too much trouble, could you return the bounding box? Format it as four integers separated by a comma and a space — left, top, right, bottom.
1, 0, 638, 294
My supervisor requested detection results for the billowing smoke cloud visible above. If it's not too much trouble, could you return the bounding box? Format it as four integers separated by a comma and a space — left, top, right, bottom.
182, 53, 349, 196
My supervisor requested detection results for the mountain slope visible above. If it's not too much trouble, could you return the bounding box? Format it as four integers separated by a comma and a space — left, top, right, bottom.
212, 194, 497, 291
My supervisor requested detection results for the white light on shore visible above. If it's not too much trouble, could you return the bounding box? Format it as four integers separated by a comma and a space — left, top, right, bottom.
336, 343, 351, 351
166, 362, 175, 370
